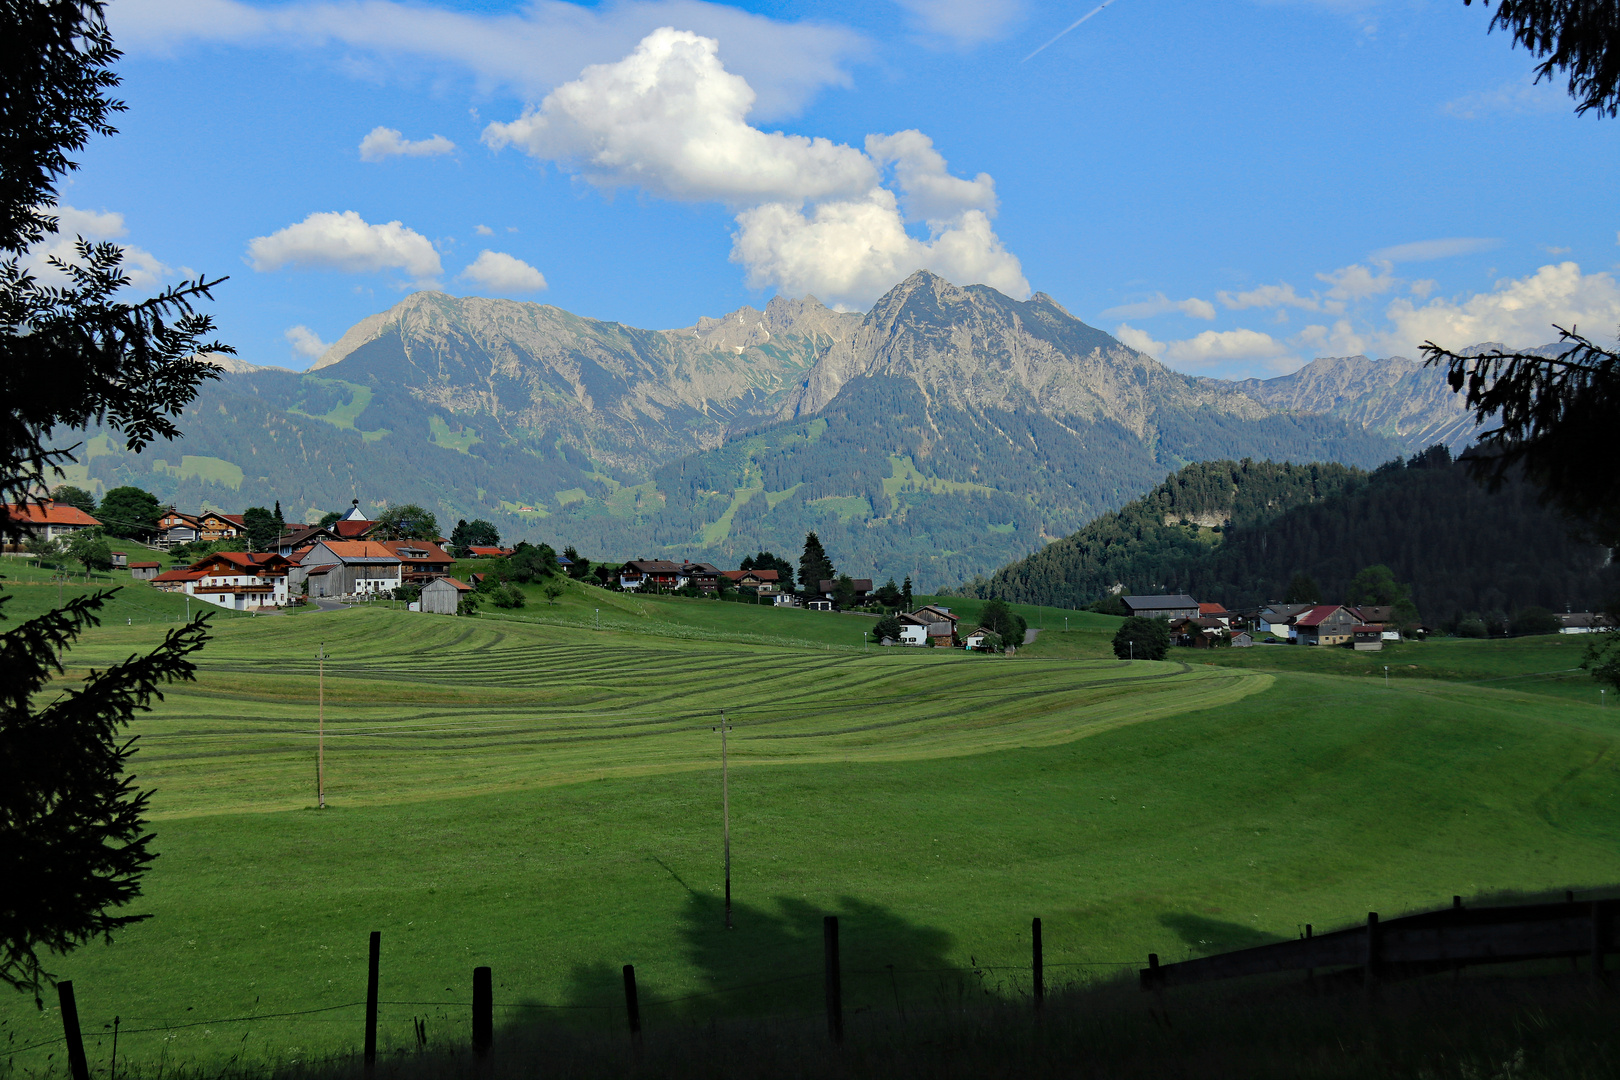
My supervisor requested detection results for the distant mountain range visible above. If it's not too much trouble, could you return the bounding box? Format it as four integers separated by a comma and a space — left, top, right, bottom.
66, 272, 1511, 588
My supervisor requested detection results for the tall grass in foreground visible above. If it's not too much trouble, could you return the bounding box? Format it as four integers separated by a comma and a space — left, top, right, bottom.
48, 972, 1617, 1080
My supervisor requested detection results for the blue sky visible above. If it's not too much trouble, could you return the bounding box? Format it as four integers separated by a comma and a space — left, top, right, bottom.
31, 0, 1620, 378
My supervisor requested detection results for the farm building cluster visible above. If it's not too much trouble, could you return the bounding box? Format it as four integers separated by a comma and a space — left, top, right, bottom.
1119, 594, 1422, 651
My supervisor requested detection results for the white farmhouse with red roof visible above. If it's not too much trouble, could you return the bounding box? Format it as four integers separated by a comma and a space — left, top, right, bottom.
2, 500, 102, 549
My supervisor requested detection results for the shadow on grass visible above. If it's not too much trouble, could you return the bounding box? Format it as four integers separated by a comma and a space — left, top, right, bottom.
1158, 912, 1289, 958
556, 891, 964, 1026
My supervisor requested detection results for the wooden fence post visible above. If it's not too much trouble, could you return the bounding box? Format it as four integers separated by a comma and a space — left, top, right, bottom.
824, 916, 843, 1044
1364, 913, 1382, 993
364, 931, 381, 1074
1031, 917, 1044, 1011
1593, 900, 1613, 986
472, 966, 493, 1057
56, 980, 90, 1080
622, 964, 642, 1046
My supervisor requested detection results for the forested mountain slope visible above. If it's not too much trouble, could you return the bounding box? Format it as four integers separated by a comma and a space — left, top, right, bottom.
68, 274, 1402, 588
964, 450, 1618, 623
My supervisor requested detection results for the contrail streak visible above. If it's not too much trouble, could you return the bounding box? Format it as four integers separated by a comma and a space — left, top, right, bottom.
1022, 0, 1121, 62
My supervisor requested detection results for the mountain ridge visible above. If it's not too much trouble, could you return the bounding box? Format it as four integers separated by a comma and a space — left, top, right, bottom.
68, 274, 1475, 587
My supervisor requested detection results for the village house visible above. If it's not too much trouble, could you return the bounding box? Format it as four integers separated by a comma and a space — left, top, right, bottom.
896, 605, 958, 646
818, 578, 874, 605
721, 568, 782, 595
188, 551, 292, 610
681, 561, 722, 593
2, 500, 102, 550
420, 575, 474, 614
1352, 625, 1385, 651
1292, 604, 1360, 646
465, 546, 514, 558
1170, 616, 1229, 647
275, 524, 343, 557
293, 540, 405, 597
618, 559, 682, 591
1558, 612, 1613, 634
129, 561, 162, 581
1121, 594, 1200, 620
1197, 602, 1232, 627
1256, 603, 1314, 636
148, 551, 291, 610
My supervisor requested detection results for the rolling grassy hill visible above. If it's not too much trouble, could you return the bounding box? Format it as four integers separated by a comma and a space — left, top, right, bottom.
4, 586, 1618, 1075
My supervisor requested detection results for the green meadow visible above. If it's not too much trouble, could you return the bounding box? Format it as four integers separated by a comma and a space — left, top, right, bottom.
3, 579, 1619, 1076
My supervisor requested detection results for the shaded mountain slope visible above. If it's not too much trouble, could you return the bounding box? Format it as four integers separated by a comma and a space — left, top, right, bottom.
965, 451, 1618, 622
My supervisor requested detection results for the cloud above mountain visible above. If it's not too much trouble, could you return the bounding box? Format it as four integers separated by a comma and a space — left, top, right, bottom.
460, 250, 548, 293
247, 210, 442, 283
483, 27, 1027, 309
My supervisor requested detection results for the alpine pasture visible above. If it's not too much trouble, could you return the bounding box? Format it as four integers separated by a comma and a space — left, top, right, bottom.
4, 581, 1619, 1075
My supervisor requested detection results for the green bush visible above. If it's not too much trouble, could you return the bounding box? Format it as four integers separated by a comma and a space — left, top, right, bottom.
1511, 606, 1561, 637
1456, 618, 1487, 638
1113, 616, 1170, 660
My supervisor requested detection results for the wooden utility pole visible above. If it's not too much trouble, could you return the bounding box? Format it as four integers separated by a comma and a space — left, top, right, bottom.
317, 642, 327, 809
721, 710, 733, 929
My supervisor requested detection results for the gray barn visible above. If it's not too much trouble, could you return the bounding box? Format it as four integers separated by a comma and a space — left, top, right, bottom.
421, 575, 473, 614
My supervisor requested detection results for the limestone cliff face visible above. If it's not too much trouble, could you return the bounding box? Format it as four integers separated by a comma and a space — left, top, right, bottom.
778, 271, 1270, 436
1225, 349, 1523, 453
305, 291, 848, 473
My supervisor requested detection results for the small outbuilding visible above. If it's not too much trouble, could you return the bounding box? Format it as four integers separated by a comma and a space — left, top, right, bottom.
421, 575, 474, 614
129, 561, 162, 580
1352, 625, 1384, 651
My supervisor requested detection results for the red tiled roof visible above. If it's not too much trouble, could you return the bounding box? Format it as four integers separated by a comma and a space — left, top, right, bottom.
434, 576, 474, 592
379, 540, 452, 563
129, 561, 161, 569
466, 546, 512, 557
722, 568, 780, 582
1293, 604, 1347, 628
332, 520, 374, 538
4, 501, 101, 527
1198, 602, 1228, 615
303, 563, 338, 576
152, 568, 206, 582
318, 541, 400, 559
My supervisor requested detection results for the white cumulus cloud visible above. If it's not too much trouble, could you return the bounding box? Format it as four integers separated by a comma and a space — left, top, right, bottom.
483, 28, 875, 205
733, 192, 1026, 307
285, 324, 332, 359
460, 250, 548, 293
485, 28, 1026, 309
358, 126, 456, 161
1381, 262, 1620, 354
1101, 292, 1217, 320
247, 210, 442, 282
1113, 323, 1166, 356
1318, 262, 1396, 303
1162, 328, 1290, 368
23, 205, 169, 290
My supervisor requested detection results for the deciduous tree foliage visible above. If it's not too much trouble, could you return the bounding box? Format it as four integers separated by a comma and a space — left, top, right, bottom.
0, 0, 221, 997
372, 503, 439, 542
240, 506, 279, 551
1113, 617, 1169, 661
49, 484, 95, 514
95, 484, 161, 538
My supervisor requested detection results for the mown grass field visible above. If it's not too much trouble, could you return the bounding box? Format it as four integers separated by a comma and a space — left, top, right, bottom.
3, 581, 1619, 1076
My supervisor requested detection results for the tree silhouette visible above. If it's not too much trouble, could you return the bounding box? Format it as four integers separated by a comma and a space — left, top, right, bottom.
1, 0, 221, 997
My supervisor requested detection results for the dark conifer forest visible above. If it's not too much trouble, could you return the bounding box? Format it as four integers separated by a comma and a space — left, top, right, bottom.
964, 448, 1618, 625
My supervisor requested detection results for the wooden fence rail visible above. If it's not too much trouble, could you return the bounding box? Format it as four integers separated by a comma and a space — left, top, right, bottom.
1142, 898, 1620, 990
